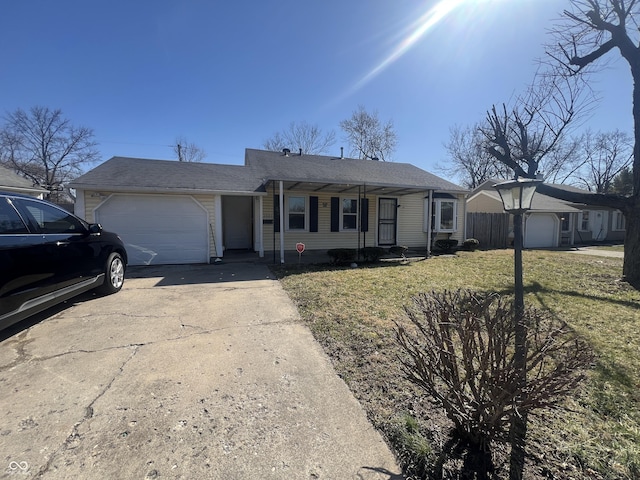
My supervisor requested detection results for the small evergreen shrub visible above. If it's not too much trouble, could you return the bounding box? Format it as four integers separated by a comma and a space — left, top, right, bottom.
327, 248, 357, 264
434, 239, 458, 253
361, 246, 386, 262
462, 238, 480, 251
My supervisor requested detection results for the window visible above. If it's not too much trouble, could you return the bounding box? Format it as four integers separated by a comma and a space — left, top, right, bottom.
579, 211, 590, 231
341, 198, 358, 230
0, 199, 28, 234
432, 199, 457, 232
287, 196, 306, 231
16, 199, 85, 234
613, 210, 626, 231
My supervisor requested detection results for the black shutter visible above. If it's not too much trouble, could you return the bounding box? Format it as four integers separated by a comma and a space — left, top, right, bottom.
274, 195, 280, 233
310, 196, 319, 232
360, 198, 369, 232
330, 197, 340, 232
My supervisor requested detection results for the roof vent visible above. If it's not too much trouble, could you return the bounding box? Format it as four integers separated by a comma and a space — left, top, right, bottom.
299, 148, 303, 156
371, 156, 379, 161
340, 147, 344, 159
283, 148, 290, 156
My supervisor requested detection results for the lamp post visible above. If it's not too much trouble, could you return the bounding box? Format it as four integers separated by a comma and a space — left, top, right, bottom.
493, 177, 541, 479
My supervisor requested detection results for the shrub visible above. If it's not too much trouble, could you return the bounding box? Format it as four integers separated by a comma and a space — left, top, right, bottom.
388, 245, 409, 258
434, 239, 458, 253
361, 246, 386, 262
462, 238, 480, 251
327, 248, 357, 264
395, 290, 593, 477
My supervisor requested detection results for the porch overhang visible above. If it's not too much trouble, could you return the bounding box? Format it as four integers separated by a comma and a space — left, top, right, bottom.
264, 179, 434, 196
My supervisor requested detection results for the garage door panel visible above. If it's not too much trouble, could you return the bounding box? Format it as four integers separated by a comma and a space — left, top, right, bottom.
525, 214, 558, 248
96, 195, 208, 266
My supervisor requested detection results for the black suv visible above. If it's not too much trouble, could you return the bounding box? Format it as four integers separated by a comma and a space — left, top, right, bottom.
0, 192, 127, 330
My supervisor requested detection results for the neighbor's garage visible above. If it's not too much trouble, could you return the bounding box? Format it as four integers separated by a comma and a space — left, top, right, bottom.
524, 213, 559, 248
95, 195, 209, 265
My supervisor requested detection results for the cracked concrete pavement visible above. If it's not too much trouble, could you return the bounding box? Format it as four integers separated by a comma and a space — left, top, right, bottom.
0, 263, 402, 479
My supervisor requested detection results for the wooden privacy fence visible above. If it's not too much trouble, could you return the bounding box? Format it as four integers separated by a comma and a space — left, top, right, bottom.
466, 212, 510, 249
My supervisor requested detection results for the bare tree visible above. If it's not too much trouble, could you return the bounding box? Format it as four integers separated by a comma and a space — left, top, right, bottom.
172, 136, 206, 162
440, 124, 527, 189
340, 105, 397, 161
0, 106, 99, 199
574, 129, 633, 192
539, 0, 640, 285
263, 121, 336, 155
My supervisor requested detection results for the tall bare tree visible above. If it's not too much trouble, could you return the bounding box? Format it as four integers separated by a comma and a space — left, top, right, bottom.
540, 0, 640, 285
438, 124, 512, 188
0, 107, 99, 199
172, 136, 206, 162
340, 105, 397, 161
263, 121, 336, 155
574, 129, 633, 192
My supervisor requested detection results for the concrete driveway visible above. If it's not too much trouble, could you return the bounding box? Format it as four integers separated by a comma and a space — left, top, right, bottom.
0, 264, 401, 479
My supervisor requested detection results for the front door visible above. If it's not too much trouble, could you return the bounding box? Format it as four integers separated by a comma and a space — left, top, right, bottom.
378, 198, 397, 246
223, 196, 253, 249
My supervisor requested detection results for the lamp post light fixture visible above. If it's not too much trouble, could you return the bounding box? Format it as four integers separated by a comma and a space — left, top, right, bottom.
493, 177, 542, 479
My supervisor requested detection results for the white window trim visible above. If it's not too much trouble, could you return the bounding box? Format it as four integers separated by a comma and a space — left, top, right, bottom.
612, 210, 626, 231
286, 195, 308, 232
433, 198, 458, 233
340, 197, 359, 232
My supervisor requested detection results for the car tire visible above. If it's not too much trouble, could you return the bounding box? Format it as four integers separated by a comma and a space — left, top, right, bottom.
97, 252, 125, 295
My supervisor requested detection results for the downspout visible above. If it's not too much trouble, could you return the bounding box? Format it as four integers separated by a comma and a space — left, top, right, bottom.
279, 180, 285, 264
427, 190, 433, 257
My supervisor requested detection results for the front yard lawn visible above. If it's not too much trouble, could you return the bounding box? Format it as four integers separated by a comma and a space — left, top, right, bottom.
272, 249, 640, 479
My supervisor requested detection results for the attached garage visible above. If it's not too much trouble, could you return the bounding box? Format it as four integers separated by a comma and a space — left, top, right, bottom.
95, 195, 209, 265
524, 213, 559, 248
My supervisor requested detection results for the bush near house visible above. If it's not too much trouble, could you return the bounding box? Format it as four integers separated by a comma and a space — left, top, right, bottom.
327, 248, 357, 264
361, 247, 386, 262
462, 238, 480, 251
434, 239, 458, 253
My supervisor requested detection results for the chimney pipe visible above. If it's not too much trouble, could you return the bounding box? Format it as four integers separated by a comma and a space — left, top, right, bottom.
299, 148, 303, 156
340, 147, 344, 159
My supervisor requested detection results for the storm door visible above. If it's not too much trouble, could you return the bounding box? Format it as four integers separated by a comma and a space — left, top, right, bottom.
378, 198, 397, 246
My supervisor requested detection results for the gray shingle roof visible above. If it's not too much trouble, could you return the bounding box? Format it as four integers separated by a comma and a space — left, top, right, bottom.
70, 157, 267, 194
245, 149, 466, 192
69, 150, 467, 195
0, 165, 46, 193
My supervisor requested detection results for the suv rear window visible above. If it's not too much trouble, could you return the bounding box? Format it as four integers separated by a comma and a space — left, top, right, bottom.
0, 198, 28, 234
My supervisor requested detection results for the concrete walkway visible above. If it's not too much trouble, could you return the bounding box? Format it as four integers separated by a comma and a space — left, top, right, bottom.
0, 264, 401, 479
565, 246, 625, 258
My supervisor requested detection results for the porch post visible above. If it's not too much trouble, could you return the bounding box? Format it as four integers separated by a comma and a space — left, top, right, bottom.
427, 190, 433, 257
214, 195, 223, 258
279, 181, 285, 264
258, 196, 264, 258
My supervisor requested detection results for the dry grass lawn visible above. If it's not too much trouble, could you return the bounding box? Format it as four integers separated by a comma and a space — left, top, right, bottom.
272, 249, 640, 479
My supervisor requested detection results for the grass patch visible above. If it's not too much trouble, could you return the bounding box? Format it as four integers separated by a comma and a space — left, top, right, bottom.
271, 250, 640, 479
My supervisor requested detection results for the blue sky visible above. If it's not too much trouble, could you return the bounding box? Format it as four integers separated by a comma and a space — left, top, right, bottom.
0, 0, 632, 178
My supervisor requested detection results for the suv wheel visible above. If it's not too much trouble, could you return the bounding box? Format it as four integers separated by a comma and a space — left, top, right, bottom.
97, 252, 125, 294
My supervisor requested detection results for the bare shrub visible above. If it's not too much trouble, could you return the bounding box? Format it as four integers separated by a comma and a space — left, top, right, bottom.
395, 290, 593, 477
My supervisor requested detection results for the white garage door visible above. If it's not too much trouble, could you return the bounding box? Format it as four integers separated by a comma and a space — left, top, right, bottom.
524, 213, 558, 248
96, 195, 209, 266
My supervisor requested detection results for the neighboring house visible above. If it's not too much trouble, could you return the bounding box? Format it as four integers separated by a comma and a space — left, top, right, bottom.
0, 165, 46, 198
467, 180, 626, 248
70, 148, 468, 266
